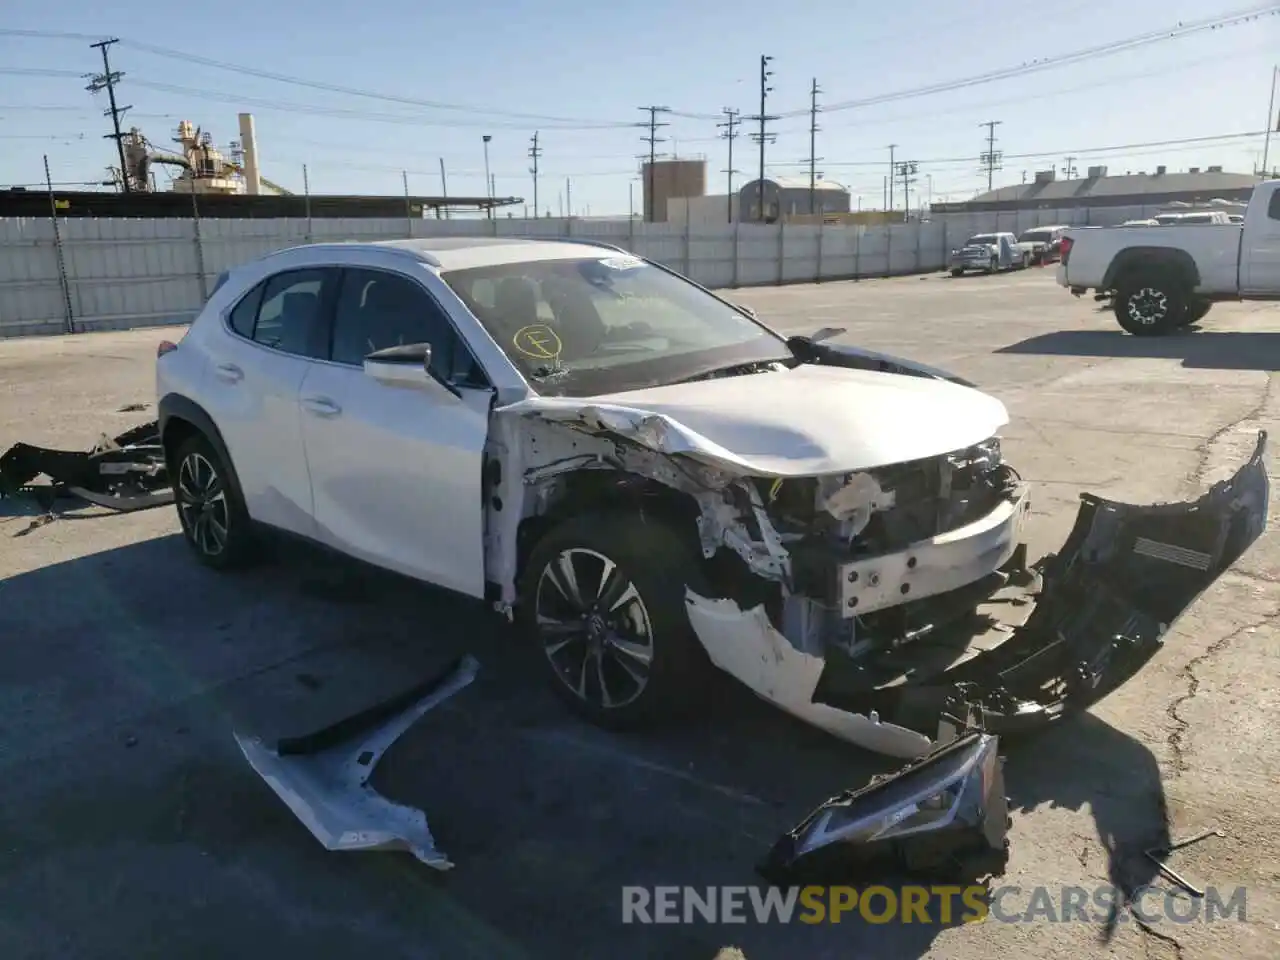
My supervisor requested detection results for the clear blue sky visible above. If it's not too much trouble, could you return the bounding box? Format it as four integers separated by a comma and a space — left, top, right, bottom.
2, 1, 1278, 216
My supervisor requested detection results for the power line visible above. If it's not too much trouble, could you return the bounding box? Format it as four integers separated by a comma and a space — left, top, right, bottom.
807, 78, 823, 216
980, 120, 1003, 191
639, 106, 670, 222
85, 38, 131, 193
528, 132, 542, 219
717, 108, 742, 223
746, 55, 777, 222
771, 4, 1280, 117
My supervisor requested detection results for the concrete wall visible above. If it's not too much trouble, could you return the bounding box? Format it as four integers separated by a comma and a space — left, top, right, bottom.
0, 200, 1176, 338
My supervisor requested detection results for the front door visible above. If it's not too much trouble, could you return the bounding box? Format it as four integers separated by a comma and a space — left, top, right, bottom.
297, 266, 491, 598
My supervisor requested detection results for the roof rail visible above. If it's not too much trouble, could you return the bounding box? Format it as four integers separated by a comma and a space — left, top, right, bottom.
552, 237, 632, 255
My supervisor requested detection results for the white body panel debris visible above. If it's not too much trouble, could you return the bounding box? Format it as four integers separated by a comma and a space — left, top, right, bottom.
234, 655, 479, 869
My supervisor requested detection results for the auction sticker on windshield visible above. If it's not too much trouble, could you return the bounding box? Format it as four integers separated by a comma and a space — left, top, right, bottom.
599, 256, 644, 270
513, 324, 563, 361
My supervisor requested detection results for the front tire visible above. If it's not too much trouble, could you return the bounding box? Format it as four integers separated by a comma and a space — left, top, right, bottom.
518, 512, 710, 729
172, 433, 254, 569
950, 268, 964, 277
1112, 273, 1188, 336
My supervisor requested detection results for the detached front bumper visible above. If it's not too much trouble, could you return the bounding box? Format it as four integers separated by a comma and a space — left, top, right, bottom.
688, 432, 1270, 759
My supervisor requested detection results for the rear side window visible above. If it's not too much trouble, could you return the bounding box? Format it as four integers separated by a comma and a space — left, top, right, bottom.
253, 270, 327, 357
1269, 190, 1280, 221
228, 283, 263, 338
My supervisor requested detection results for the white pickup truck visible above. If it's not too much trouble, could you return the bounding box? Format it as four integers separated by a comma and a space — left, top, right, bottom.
1057, 179, 1280, 335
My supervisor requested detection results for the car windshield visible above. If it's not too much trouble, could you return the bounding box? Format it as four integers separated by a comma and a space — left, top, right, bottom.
967, 234, 998, 245
441, 255, 793, 398
1019, 229, 1052, 242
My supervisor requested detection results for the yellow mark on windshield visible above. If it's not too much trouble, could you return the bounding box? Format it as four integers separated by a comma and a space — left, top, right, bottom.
512, 324, 563, 361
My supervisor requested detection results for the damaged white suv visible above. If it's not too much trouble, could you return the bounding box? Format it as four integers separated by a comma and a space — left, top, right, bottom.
157, 238, 1269, 758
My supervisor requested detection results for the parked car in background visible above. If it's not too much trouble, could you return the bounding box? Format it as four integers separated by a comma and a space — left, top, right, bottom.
1015, 225, 1069, 264
1057, 178, 1280, 335
949, 232, 1029, 276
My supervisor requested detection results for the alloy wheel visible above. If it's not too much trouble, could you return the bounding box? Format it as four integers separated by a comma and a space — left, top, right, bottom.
177, 452, 229, 557
1127, 287, 1168, 326
534, 547, 654, 709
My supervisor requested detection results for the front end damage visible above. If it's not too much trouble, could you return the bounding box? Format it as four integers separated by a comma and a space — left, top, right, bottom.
690, 430, 1269, 758
486, 389, 1268, 760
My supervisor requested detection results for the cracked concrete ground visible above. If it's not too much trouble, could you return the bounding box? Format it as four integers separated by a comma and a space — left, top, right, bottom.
1, 267, 1277, 959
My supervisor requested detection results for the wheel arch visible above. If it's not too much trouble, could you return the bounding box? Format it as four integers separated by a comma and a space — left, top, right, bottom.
1103, 246, 1200, 291
515, 469, 704, 584
157, 393, 247, 505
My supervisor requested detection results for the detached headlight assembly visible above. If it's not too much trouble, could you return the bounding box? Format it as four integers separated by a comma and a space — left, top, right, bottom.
761, 731, 1010, 881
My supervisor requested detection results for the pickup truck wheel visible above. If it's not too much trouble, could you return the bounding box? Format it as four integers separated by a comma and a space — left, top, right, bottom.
1113, 276, 1187, 336
950, 268, 963, 277
987, 256, 997, 274
519, 512, 710, 729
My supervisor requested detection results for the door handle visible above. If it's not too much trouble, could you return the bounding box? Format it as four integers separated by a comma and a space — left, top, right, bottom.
301, 396, 342, 417
214, 362, 243, 383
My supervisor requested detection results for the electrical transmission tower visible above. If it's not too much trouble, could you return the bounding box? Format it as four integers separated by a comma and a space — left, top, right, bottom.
746, 55, 777, 222
980, 120, 1003, 191
527, 131, 542, 219
717, 108, 741, 223
807, 78, 823, 216
638, 106, 671, 222
85, 38, 132, 193
895, 160, 919, 218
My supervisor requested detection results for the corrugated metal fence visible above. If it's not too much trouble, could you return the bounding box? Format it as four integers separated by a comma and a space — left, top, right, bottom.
0, 202, 1158, 338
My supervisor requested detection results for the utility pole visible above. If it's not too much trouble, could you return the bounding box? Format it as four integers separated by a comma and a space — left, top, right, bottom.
638, 106, 670, 222
807, 78, 823, 216
527, 131, 542, 219
1062, 155, 1079, 179
565, 178, 572, 218
746, 55, 777, 222
86, 38, 132, 193
482, 134, 492, 218
1264, 65, 1278, 178
717, 107, 741, 223
887, 144, 898, 212
980, 120, 1003, 191
895, 160, 918, 219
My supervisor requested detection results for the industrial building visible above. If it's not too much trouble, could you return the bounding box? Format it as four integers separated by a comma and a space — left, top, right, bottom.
638, 158, 707, 222
2, 112, 520, 219
738, 176, 852, 222
933, 165, 1259, 213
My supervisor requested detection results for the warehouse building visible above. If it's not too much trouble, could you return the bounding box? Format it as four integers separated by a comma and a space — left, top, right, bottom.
932, 165, 1259, 213
738, 176, 852, 222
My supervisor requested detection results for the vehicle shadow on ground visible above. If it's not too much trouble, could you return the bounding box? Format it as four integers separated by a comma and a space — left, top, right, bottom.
0, 529, 1167, 959
996, 329, 1280, 371
1004, 713, 1171, 941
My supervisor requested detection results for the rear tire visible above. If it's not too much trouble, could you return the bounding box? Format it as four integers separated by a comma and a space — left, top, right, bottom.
950, 268, 963, 277
172, 433, 255, 570
518, 512, 711, 729
1181, 299, 1212, 326
1112, 272, 1188, 336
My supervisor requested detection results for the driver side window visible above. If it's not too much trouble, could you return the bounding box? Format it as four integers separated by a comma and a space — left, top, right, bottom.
330, 268, 483, 385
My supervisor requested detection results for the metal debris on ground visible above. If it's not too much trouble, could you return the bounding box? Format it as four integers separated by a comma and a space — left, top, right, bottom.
234, 655, 480, 870
1143, 827, 1226, 899
0, 420, 172, 512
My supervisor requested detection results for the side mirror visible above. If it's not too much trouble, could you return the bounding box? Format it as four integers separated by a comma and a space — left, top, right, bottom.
363, 342, 459, 398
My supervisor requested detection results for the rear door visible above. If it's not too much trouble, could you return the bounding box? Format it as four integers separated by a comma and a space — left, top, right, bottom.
297, 266, 492, 597
1240, 187, 1280, 295
200, 267, 337, 537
